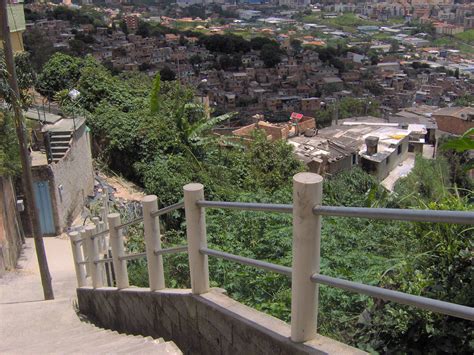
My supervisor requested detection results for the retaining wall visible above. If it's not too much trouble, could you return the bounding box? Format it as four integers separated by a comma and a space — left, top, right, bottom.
77, 287, 365, 355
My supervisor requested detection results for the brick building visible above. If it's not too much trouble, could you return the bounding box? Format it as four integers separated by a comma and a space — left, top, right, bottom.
433, 107, 474, 136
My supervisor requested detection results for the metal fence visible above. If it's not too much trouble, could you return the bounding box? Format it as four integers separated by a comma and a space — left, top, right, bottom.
69, 172, 474, 344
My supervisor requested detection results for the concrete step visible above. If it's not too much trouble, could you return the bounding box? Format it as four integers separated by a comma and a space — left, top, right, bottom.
50, 140, 71, 147
50, 130, 73, 136
51, 146, 69, 152
50, 134, 72, 142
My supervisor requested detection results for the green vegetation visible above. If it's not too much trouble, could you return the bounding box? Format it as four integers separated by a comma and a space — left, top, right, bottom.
36, 53, 473, 353
1, 50, 36, 108
0, 111, 20, 176
454, 29, 474, 44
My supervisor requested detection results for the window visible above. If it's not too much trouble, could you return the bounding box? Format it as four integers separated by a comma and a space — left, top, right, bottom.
397, 144, 402, 155
386, 156, 390, 165
352, 154, 357, 165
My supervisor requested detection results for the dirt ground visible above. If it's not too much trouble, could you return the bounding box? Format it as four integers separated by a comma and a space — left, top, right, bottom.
97, 171, 145, 201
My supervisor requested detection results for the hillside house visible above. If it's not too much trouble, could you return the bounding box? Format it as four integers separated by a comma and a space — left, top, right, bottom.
433, 107, 474, 136
28, 115, 94, 235
289, 118, 419, 180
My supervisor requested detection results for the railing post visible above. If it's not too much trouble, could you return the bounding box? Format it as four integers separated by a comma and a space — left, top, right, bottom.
142, 195, 165, 291
108, 213, 129, 289
84, 224, 103, 288
184, 183, 209, 294
98, 220, 106, 253
68, 231, 87, 287
291, 172, 323, 342
80, 227, 90, 277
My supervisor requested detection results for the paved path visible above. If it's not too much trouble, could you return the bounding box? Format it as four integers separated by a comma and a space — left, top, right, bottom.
381, 153, 415, 191
0, 237, 180, 354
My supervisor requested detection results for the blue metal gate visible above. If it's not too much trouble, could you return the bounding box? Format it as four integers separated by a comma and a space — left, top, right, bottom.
33, 181, 55, 235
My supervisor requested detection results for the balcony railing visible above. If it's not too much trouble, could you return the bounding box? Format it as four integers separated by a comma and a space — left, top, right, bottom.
69, 172, 474, 344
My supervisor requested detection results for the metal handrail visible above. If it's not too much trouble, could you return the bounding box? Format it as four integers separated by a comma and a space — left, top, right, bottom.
119, 246, 189, 262
151, 201, 185, 218
311, 274, 474, 321
113, 201, 185, 231
115, 216, 144, 231
154, 245, 187, 256
200, 247, 292, 277
196, 200, 474, 225
197, 200, 293, 213
91, 229, 109, 238
313, 206, 474, 225
119, 252, 147, 261
95, 258, 113, 264
195, 200, 474, 322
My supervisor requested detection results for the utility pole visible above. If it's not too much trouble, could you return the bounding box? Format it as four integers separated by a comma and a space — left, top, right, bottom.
1, 0, 54, 300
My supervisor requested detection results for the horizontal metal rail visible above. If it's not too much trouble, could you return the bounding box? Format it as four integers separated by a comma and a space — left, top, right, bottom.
311, 274, 474, 321
91, 229, 109, 238
119, 252, 147, 261
151, 201, 185, 218
115, 216, 144, 231
119, 246, 189, 262
313, 206, 474, 225
197, 200, 293, 214
154, 245, 188, 256
200, 247, 292, 277
95, 258, 113, 264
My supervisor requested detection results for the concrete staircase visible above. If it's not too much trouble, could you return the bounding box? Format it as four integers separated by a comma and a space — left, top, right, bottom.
15, 322, 181, 354
48, 130, 72, 163
0, 239, 182, 355
0, 299, 182, 355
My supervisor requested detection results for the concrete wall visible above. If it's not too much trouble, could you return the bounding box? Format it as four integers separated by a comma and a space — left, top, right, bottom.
375, 136, 410, 181
77, 287, 365, 355
30, 124, 94, 235
0, 176, 23, 274
50, 124, 94, 231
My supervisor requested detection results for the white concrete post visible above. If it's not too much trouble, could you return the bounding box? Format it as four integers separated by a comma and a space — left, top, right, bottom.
100, 206, 108, 228
108, 213, 129, 289
84, 224, 103, 288
184, 183, 209, 295
142, 195, 165, 291
69, 231, 87, 287
98, 220, 107, 253
80, 228, 91, 277
291, 172, 323, 343
91, 217, 101, 251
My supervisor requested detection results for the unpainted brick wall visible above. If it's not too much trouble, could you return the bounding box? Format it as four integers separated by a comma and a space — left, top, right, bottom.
434, 115, 474, 136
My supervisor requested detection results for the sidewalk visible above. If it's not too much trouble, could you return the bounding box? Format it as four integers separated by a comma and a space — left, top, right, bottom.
0, 237, 79, 351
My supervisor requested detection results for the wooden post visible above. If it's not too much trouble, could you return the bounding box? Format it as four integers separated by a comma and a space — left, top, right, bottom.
184, 183, 209, 295
0, 0, 54, 300
68, 231, 87, 287
291, 172, 323, 342
108, 213, 129, 289
142, 195, 165, 291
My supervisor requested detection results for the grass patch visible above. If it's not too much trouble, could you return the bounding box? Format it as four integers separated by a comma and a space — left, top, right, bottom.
454, 29, 474, 44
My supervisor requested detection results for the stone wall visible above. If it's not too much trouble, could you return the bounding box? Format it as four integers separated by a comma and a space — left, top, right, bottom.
77, 287, 365, 355
0, 176, 23, 274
